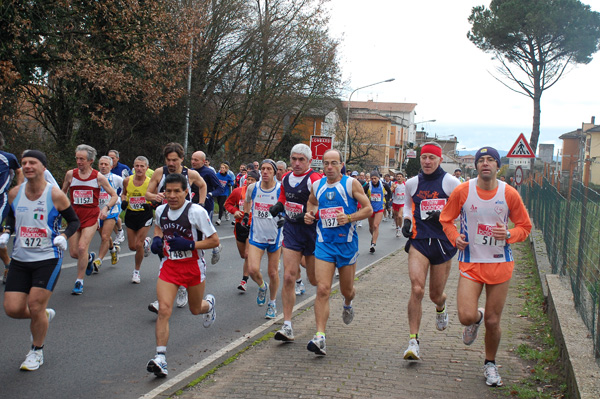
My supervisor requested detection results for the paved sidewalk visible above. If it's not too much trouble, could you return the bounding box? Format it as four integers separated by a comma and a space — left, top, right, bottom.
177, 249, 531, 398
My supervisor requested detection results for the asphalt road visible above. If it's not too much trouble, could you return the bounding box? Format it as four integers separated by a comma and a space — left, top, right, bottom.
0, 217, 406, 399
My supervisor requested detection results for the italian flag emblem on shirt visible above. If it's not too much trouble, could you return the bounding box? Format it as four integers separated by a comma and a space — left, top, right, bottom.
34, 213, 44, 220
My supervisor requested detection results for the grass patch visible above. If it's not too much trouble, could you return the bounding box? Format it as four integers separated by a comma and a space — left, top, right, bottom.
502, 240, 567, 399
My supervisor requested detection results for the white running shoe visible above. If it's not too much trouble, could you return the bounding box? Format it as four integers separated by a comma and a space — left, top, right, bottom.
20, 349, 44, 371
215, 219, 221, 226
225, 214, 230, 222
484, 362, 503, 387
463, 308, 484, 345
342, 304, 354, 325
435, 303, 449, 331
131, 271, 141, 284
295, 281, 305, 295
203, 294, 216, 328
211, 244, 222, 265
176, 286, 188, 308
148, 300, 159, 314
334, 268, 339, 279
274, 324, 294, 342
147, 354, 168, 377
403, 339, 420, 360
265, 302, 277, 319
143, 237, 151, 257
114, 230, 125, 245
307, 334, 326, 355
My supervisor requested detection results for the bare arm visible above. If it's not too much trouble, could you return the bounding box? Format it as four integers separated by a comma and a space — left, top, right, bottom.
189, 170, 207, 204
62, 169, 73, 194
145, 168, 163, 202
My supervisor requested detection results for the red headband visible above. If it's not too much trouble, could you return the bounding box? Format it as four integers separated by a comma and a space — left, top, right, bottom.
421, 144, 442, 158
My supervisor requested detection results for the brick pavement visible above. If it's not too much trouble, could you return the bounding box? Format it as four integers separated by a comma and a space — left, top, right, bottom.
177, 249, 532, 399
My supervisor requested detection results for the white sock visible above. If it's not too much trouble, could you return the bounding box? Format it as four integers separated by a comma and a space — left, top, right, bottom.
156, 346, 166, 355
284, 320, 292, 327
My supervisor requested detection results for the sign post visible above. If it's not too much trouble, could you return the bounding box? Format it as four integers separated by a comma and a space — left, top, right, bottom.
310, 135, 333, 168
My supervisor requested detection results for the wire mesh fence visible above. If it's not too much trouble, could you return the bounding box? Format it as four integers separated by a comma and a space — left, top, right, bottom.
521, 166, 600, 361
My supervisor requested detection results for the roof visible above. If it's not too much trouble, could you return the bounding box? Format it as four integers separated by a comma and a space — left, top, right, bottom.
342, 100, 417, 113
586, 125, 600, 133
350, 113, 390, 121
558, 129, 583, 139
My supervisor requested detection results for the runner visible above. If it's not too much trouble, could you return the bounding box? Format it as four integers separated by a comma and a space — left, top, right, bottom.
146, 173, 219, 378
224, 170, 259, 291
214, 162, 234, 226
391, 172, 406, 237
62, 144, 117, 295
234, 164, 247, 189
243, 159, 284, 319
108, 149, 130, 244
304, 149, 372, 355
440, 146, 532, 387
147, 143, 207, 310
269, 144, 321, 342
121, 156, 154, 284
275, 161, 287, 183
401, 142, 460, 360
454, 168, 465, 183
1, 150, 80, 370
365, 171, 389, 253
91, 156, 123, 273
382, 173, 393, 222
0, 133, 23, 283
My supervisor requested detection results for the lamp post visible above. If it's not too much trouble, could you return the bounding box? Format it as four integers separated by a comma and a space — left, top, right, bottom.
343, 78, 395, 164
399, 119, 436, 168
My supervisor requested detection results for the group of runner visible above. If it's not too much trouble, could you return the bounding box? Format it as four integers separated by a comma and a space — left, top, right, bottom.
0, 136, 532, 388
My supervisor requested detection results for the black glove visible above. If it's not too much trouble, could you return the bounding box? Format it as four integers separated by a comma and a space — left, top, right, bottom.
121, 200, 128, 210
151, 236, 164, 259
293, 212, 305, 224
167, 232, 195, 252
402, 219, 412, 238
276, 218, 285, 229
242, 212, 250, 226
269, 201, 284, 217
425, 210, 441, 222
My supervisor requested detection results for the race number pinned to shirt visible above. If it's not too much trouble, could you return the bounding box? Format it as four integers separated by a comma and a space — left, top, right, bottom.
370, 193, 382, 202
129, 196, 146, 210
99, 192, 110, 208
420, 199, 446, 220
165, 242, 193, 260
319, 206, 343, 228
254, 202, 272, 219
475, 224, 505, 247
73, 190, 94, 205
19, 226, 51, 248
285, 201, 303, 218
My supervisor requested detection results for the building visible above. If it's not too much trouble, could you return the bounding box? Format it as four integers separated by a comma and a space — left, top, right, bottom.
559, 129, 584, 175
538, 144, 555, 165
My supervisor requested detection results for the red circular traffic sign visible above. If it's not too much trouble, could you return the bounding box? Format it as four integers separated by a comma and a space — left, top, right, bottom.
514, 165, 523, 186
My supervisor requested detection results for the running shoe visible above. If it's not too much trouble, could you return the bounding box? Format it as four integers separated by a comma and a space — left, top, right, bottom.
131, 271, 141, 284
225, 214, 230, 222
403, 339, 420, 360
86, 252, 96, 276
396, 228, 401, 237
484, 362, 503, 387
265, 302, 277, 319
46, 308, 56, 323
211, 244, 222, 265
176, 286, 188, 308
357, 220, 362, 228
110, 245, 120, 265
71, 281, 83, 295
147, 354, 168, 377
20, 349, 43, 371
369, 243, 376, 253
114, 229, 125, 245
463, 308, 484, 345
237, 280, 247, 292
2, 267, 8, 284
143, 237, 151, 257
215, 219, 221, 226
148, 300, 159, 314
295, 281, 305, 295
342, 303, 354, 325
307, 334, 326, 355
203, 294, 216, 328
92, 259, 102, 274
274, 324, 294, 342
257, 282, 268, 306
435, 303, 449, 331
335, 268, 339, 279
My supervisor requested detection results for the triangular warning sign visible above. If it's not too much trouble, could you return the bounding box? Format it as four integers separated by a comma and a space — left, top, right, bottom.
506, 133, 535, 158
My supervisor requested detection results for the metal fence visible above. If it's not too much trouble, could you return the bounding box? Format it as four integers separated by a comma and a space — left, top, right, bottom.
521, 170, 600, 360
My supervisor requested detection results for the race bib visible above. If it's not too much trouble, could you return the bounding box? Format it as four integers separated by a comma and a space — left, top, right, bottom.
73, 190, 94, 205
474, 224, 505, 247
254, 202, 272, 219
420, 199, 446, 220
129, 196, 146, 210
99, 192, 110, 208
238, 199, 244, 210
165, 242, 193, 260
219, 179, 227, 187
319, 206, 343, 228
370, 193, 382, 202
19, 226, 51, 248
285, 201, 303, 218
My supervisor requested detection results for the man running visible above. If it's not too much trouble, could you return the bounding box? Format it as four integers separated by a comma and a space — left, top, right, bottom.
214, 162, 234, 226
92, 156, 123, 273
401, 142, 460, 360
268, 144, 321, 342
243, 159, 283, 319
304, 149, 372, 355
146, 173, 219, 378
1, 150, 80, 370
391, 172, 406, 237
440, 147, 531, 387
108, 149, 130, 244
454, 168, 465, 183
365, 171, 389, 253
62, 144, 117, 295
121, 156, 154, 284
147, 143, 207, 310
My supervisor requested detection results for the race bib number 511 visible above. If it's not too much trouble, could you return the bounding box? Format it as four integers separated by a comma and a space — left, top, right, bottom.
475, 224, 505, 247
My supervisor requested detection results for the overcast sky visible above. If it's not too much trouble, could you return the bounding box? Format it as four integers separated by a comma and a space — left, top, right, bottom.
327, 0, 600, 154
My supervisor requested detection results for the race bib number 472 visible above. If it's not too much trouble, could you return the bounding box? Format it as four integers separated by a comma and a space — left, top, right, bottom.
19, 226, 50, 248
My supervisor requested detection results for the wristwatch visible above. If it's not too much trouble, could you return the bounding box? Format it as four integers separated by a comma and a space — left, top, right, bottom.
506, 230, 511, 240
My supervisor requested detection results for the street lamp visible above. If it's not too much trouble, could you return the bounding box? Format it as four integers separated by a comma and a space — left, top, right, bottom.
343, 78, 395, 164
399, 119, 436, 168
